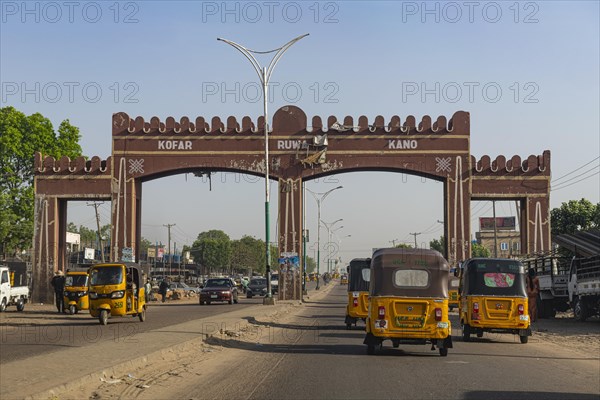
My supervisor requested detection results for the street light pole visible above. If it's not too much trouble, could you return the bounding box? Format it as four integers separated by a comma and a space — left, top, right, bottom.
218, 34, 309, 303
302, 181, 307, 296
321, 219, 343, 274
307, 186, 343, 290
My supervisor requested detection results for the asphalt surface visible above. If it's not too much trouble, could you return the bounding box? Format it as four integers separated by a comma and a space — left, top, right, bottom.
0, 282, 317, 363
1, 281, 598, 400
174, 283, 599, 400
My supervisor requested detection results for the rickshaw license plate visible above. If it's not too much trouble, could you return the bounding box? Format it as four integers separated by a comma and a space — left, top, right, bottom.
519, 315, 529, 321
437, 322, 449, 329
210, 295, 218, 299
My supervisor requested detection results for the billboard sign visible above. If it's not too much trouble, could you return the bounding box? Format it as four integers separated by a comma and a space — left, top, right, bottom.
479, 217, 516, 231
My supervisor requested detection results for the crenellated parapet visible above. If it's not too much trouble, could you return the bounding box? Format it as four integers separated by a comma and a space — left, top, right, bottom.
295, 110, 469, 135
112, 111, 261, 135
34, 152, 112, 176
112, 107, 470, 136
471, 150, 550, 177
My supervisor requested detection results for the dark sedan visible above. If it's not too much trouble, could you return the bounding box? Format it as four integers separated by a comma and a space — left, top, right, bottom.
199, 278, 239, 305
246, 278, 268, 298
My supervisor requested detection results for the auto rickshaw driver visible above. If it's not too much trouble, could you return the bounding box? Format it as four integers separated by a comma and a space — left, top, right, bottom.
126, 268, 137, 311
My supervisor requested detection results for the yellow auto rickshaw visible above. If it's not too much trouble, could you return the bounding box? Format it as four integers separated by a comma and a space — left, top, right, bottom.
88, 263, 146, 325
364, 248, 452, 356
63, 270, 89, 315
345, 259, 370, 329
458, 258, 530, 343
340, 274, 349, 285
448, 273, 460, 311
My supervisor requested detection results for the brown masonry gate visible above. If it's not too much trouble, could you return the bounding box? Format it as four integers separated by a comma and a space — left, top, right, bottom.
32, 106, 551, 302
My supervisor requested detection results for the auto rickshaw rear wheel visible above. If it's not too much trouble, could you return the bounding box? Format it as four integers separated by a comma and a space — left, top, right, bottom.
346, 323, 351, 330
16, 299, 25, 312
99, 310, 108, 325
69, 305, 76, 315
476, 331, 484, 338
139, 309, 146, 322
461, 322, 471, 342
519, 334, 528, 344
439, 348, 448, 357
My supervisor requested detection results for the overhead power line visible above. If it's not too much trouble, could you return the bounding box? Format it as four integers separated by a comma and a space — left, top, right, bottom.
552, 171, 600, 191
551, 165, 599, 189
552, 157, 599, 183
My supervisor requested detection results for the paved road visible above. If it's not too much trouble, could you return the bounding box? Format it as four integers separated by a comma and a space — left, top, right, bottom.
170, 283, 599, 400
0, 281, 319, 363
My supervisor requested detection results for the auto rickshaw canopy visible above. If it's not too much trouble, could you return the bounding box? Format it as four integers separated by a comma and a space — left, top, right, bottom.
347, 258, 371, 292
460, 258, 527, 297
370, 248, 449, 298
89, 262, 143, 288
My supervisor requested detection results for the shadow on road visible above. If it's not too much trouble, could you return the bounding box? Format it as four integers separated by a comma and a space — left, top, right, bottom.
463, 391, 599, 400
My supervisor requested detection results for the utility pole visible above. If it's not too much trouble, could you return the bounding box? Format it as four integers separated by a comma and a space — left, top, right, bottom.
163, 224, 176, 277
409, 232, 421, 248
87, 201, 105, 262
492, 200, 498, 257
389, 239, 398, 247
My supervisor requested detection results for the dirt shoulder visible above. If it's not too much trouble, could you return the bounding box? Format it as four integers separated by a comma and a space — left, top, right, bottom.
530, 311, 600, 356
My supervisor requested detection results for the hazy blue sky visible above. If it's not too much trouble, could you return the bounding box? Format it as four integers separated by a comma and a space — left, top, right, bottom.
2, 1, 599, 265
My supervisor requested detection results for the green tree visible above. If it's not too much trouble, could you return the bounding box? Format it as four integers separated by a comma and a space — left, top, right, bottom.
67, 223, 110, 249
472, 242, 491, 258
139, 237, 152, 259
230, 235, 264, 274
395, 243, 413, 249
191, 230, 231, 273
305, 256, 316, 273
429, 236, 445, 254
1, 107, 82, 257
550, 199, 599, 236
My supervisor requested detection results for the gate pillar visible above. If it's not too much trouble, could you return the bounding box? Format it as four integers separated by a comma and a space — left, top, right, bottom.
521, 196, 551, 255
32, 195, 62, 303
277, 177, 303, 300
444, 155, 472, 266
111, 157, 141, 262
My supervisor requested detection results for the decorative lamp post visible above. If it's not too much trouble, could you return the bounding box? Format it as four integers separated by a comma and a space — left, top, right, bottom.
218, 34, 309, 303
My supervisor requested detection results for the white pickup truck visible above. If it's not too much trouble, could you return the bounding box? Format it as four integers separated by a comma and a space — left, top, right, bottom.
568, 255, 600, 321
521, 255, 571, 318
0, 265, 29, 312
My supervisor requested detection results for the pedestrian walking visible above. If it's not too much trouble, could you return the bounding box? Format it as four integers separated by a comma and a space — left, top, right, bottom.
159, 279, 169, 303
50, 270, 65, 313
144, 278, 152, 303
526, 268, 540, 322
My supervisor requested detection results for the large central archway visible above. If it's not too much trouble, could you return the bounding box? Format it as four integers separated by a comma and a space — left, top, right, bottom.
33, 106, 550, 301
